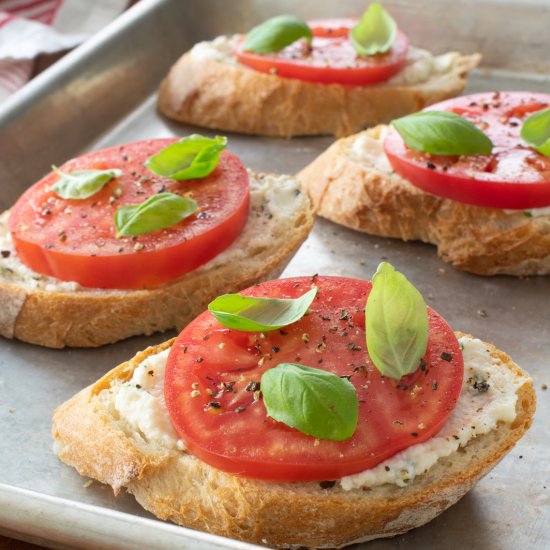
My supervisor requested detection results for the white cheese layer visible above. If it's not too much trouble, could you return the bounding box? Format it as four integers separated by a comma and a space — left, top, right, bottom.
109, 348, 184, 451
108, 336, 527, 489
0, 172, 307, 292
189, 35, 457, 88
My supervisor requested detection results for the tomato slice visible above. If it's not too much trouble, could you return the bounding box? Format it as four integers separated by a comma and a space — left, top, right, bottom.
165, 276, 463, 482
8, 139, 250, 289
307, 18, 357, 38
384, 92, 550, 209
234, 20, 409, 86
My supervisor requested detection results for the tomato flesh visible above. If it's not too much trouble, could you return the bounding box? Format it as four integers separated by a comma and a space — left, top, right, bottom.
384, 92, 550, 209
8, 139, 250, 289
234, 19, 409, 86
165, 276, 463, 481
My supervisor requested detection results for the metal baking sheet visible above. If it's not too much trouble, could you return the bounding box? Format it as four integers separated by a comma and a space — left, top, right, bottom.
0, 0, 548, 548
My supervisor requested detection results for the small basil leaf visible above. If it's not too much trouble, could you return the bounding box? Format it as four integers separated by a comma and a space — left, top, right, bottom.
51, 167, 122, 200
261, 363, 358, 441
115, 192, 198, 237
392, 111, 494, 155
208, 286, 317, 332
146, 135, 227, 180
243, 15, 312, 54
365, 262, 429, 380
350, 2, 397, 56
520, 107, 550, 157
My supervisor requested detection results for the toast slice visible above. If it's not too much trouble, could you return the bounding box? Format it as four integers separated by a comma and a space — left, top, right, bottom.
0, 172, 314, 348
298, 125, 550, 276
158, 36, 480, 138
52, 334, 535, 549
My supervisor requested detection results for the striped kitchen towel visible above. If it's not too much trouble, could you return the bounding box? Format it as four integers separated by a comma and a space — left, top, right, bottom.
0, 0, 128, 102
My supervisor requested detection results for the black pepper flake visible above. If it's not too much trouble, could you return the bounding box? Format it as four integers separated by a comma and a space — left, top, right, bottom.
432, 381, 438, 390
196, 356, 204, 363
136, 384, 142, 389
473, 379, 490, 393
1, 250, 10, 258
225, 381, 236, 393
197, 212, 208, 219
319, 480, 336, 490
509, 121, 519, 127
441, 352, 453, 362
426, 162, 436, 170
44, 243, 53, 249
246, 381, 260, 392
183, 346, 188, 353
122, 154, 129, 161
353, 365, 366, 373
385, 466, 390, 472
279, 329, 288, 335
347, 342, 362, 351
420, 359, 427, 371
410, 432, 419, 437
207, 401, 221, 409
272, 346, 280, 353
339, 310, 349, 320
236, 406, 246, 413
148, 370, 154, 376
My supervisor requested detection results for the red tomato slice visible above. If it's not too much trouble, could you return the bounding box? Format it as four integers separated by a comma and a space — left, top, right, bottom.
165, 276, 463, 482
384, 92, 550, 209
234, 21, 409, 86
8, 139, 250, 289
307, 18, 357, 38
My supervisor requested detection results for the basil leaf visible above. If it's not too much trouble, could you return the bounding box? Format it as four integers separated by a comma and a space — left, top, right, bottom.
208, 286, 317, 332
146, 135, 227, 180
392, 111, 494, 155
115, 192, 198, 237
243, 15, 312, 54
365, 262, 429, 380
51, 167, 122, 200
261, 363, 358, 441
520, 107, 550, 157
350, 2, 396, 56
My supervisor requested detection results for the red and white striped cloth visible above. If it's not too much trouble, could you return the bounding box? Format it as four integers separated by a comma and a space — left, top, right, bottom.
0, 0, 128, 102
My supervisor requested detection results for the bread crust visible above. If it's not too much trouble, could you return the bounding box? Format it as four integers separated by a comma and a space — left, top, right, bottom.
158, 47, 480, 138
298, 126, 550, 276
52, 334, 535, 549
0, 174, 315, 348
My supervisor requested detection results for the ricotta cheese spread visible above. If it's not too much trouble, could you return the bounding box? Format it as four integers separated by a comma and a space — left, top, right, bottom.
189, 35, 457, 87
109, 348, 185, 451
109, 336, 528, 489
0, 173, 307, 292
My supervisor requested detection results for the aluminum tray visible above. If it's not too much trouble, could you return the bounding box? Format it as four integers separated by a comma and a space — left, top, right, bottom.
0, 0, 548, 548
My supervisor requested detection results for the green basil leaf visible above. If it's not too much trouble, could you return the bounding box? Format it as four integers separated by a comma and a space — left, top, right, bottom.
350, 2, 397, 56
115, 192, 198, 237
243, 15, 312, 54
145, 135, 227, 180
365, 262, 429, 380
51, 167, 122, 200
208, 286, 317, 332
261, 363, 358, 441
392, 111, 494, 155
520, 107, 550, 157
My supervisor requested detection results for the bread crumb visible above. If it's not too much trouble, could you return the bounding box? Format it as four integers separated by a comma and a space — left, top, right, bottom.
83, 479, 93, 488
477, 308, 488, 318
542, 383, 547, 390
8, 407, 15, 413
